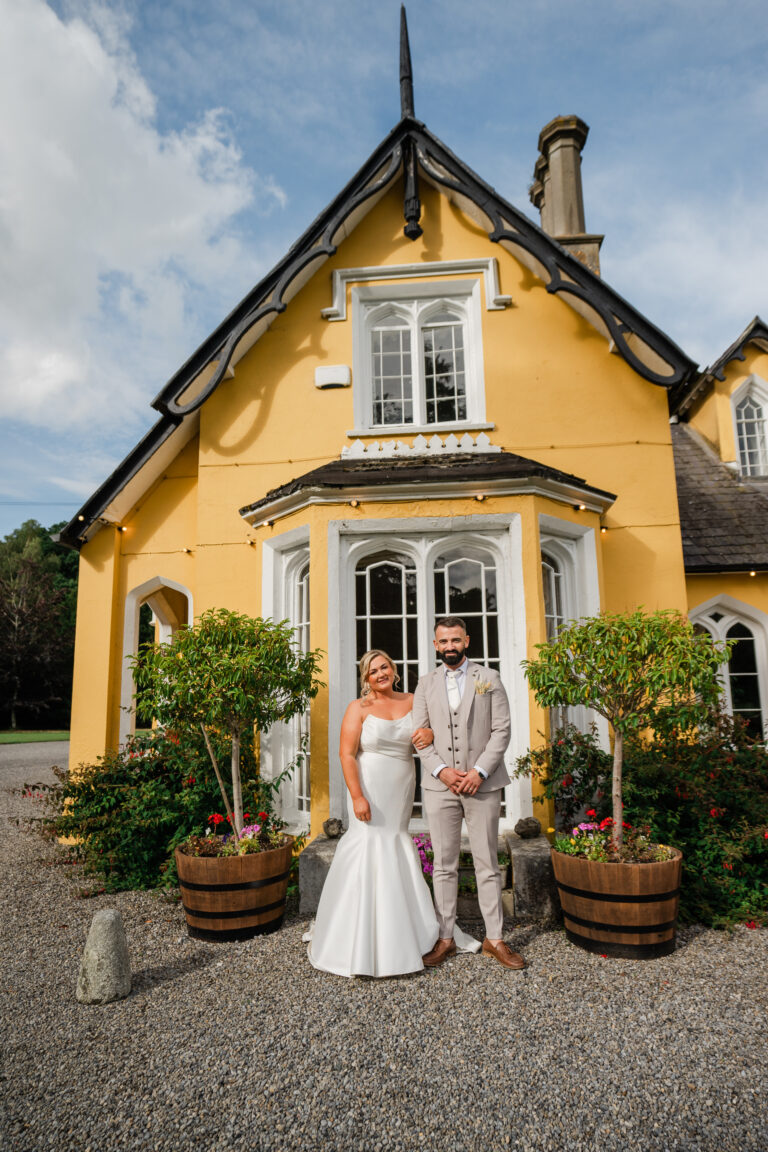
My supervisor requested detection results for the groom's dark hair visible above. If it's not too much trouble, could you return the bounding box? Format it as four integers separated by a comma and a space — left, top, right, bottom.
434, 616, 468, 634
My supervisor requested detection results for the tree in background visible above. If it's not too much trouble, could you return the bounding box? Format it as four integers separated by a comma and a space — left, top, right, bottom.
0, 520, 78, 729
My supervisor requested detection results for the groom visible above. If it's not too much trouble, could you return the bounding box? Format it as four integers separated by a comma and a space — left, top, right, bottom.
412, 616, 525, 970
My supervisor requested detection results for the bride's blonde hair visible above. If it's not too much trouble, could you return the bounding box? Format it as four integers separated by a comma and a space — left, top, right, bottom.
359, 649, 401, 697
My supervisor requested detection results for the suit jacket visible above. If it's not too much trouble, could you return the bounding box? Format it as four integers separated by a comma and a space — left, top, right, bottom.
412, 660, 512, 793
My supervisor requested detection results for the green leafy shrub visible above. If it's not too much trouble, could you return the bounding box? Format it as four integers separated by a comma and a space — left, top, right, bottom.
622, 713, 768, 928
523, 609, 727, 849
132, 609, 322, 843
517, 717, 768, 927
515, 723, 611, 831
53, 728, 261, 890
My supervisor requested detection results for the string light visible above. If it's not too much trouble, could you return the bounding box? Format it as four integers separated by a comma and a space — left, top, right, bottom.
349, 499, 360, 508
475, 494, 486, 502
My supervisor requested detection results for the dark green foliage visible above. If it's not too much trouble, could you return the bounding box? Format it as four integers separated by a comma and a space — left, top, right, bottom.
131, 608, 323, 839
53, 729, 258, 890
518, 718, 768, 927
523, 610, 728, 848
622, 714, 768, 928
515, 724, 612, 832
0, 519, 78, 729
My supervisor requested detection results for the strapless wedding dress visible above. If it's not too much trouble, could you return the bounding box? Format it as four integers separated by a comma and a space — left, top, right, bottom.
304, 711, 479, 977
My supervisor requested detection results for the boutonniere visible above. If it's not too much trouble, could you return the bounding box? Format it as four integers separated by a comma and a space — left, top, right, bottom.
474, 677, 492, 696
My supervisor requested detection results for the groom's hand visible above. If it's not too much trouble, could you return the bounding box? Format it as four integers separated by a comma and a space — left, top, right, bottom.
438, 766, 467, 794
456, 769, 483, 796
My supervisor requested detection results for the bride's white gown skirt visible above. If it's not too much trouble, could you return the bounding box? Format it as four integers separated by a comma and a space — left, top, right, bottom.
304, 713, 478, 977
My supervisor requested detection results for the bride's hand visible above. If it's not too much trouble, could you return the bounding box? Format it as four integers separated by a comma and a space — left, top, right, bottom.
412, 726, 433, 750
352, 795, 371, 822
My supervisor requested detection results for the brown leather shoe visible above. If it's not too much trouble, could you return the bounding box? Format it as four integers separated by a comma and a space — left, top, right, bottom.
481, 938, 525, 970
422, 938, 457, 967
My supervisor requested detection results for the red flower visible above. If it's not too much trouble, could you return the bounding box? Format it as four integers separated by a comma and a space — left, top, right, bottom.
561, 774, 573, 788
258, 811, 269, 822
599, 817, 613, 830
208, 813, 224, 826
745, 921, 757, 929
723, 862, 733, 871
585, 809, 597, 818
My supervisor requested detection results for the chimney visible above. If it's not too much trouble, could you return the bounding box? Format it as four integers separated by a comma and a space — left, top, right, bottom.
529, 115, 603, 275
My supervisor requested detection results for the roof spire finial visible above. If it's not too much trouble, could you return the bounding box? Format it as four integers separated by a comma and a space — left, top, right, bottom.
399, 5, 415, 120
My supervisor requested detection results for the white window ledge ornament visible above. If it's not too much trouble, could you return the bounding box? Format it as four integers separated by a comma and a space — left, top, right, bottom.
321, 259, 511, 322
341, 431, 501, 458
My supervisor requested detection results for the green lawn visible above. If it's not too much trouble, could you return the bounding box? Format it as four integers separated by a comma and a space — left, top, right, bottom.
0, 731, 70, 745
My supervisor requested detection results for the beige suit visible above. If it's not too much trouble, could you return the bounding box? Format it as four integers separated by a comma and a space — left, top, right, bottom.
412, 661, 511, 939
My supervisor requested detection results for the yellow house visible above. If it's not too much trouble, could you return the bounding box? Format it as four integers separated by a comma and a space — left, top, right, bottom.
59, 16, 768, 839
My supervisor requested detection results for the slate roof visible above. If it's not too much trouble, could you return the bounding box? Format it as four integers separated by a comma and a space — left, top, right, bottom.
239, 451, 616, 518
671, 422, 768, 571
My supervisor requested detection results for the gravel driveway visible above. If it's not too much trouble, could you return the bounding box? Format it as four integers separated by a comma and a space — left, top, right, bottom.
1, 743, 766, 1152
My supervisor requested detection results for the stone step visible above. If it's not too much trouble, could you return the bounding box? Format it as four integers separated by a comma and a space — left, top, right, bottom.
299, 830, 559, 922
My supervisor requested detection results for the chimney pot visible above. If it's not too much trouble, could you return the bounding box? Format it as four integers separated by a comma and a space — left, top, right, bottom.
529, 114, 603, 275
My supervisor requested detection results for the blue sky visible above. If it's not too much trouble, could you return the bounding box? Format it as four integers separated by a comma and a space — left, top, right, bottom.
1, 0, 766, 539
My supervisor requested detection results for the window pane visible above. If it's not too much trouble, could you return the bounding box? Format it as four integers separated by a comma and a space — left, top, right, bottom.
730, 675, 760, 711
369, 563, 405, 616
423, 321, 466, 424
356, 554, 418, 695
445, 558, 484, 614
486, 614, 499, 661
372, 325, 412, 426
370, 617, 406, 660
433, 550, 497, 666
727, 624, 757, 673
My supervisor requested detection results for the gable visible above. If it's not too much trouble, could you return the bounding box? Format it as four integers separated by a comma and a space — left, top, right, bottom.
58, 114, 697, 550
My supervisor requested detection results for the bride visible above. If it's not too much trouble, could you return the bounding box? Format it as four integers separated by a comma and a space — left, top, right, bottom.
305, 649, 479, 977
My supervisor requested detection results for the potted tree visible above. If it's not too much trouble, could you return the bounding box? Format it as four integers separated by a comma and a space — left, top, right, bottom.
132, 608, 322, 941
522, 608, 727, 958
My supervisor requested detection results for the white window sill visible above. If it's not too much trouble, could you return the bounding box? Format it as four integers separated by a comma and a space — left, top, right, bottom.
347, 421, 494, 438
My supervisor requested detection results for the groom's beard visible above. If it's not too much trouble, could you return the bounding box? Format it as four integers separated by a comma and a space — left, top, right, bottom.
439, 646, 466, 667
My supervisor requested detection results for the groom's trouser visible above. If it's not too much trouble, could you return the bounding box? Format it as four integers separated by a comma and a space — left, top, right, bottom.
422, 787, 503, 940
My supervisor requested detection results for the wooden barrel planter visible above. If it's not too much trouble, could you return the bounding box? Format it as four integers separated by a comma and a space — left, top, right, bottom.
175, 838, 294, 942
551, 847, 682, 959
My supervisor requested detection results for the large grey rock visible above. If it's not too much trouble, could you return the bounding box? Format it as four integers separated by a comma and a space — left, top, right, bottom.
299, 835, 343, 915
506, 833, 560, 922
76, 910, 131, 1004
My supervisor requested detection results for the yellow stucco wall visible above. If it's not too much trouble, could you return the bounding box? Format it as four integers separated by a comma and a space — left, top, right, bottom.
70, 174, 697, 830
688, 344, 768, 463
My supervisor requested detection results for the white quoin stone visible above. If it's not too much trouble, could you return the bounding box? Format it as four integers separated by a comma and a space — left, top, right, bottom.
76, 910, 131, 1004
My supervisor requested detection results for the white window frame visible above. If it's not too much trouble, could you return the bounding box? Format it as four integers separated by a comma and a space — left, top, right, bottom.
689, 594, 768, 736
261, 525, 312, 832
119, 576, 193, 746
351, 279, 487, 435
731, 374, 768, 477
327, 514, 531, 831
538, 515, 606, 743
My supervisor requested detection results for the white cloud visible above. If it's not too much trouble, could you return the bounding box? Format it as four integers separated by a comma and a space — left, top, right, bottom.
0, 0, 281, 429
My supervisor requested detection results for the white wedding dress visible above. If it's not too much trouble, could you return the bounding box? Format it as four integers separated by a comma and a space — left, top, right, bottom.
304, 710, 479, 977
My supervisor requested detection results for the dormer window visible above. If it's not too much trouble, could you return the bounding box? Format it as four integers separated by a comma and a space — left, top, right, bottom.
733, 376, 768, 477
351, 279, 486, 434
735, 394, 767, 476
